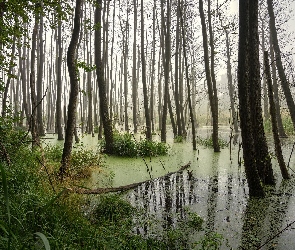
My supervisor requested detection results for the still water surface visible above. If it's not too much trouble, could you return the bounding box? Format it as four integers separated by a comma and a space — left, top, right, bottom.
43, 127, 295, 249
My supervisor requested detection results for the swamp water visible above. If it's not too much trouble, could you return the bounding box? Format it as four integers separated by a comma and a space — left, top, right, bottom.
44, 127, 295, 249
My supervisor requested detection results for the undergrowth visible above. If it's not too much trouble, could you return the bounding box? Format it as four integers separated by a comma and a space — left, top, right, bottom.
196, 136, 229, 149
0, 118, 223, 249
100, 131, 169, 157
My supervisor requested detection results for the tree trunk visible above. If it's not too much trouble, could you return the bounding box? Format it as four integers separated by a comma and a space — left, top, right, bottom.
267, 0, 295, 129
141, 0, 152, 140
248, 0, 274, 185
199, 0, 220, 152
36, 12, 45, 136
238, 0, 265, 197
179, 0, 196, 150
264, 51, 290, 180
56, 21, 64, 140
30, 16, 39, 148
160, 0, 170, 142
132, 0, 138, 133
59, 0, 83, 178
269, 27, 287, 137
95, 0, 114, 153
225, 30, 238, 133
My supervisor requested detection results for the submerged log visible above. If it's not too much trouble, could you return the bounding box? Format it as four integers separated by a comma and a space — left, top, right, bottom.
75, 162, 191, 194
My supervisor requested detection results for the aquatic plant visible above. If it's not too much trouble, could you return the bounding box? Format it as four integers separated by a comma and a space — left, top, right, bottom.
174, 135, 185, 143
100, 131, 169, 157
196, 136, 229, 148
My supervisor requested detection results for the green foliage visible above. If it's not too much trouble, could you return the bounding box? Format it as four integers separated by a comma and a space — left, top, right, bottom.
100, 131, 169, 157
93, 194, 134, 225
44, 145, 102, 179
194, 232, 223, 250
174, 135, 184, 143
76, 60, 96, 72
282, 116, 294, 135
196, 136, 229, 148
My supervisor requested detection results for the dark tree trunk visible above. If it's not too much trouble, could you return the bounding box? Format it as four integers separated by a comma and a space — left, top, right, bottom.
179, 0, 196, 150
199, 0, 220, 152
269, 28, 287, 137
56, 21, 64, 140
160, 0, 170, 143
30, 16, 40, 148
238, 0, 265, 197
59, 0, 83, 178
264, 51, 290, 180
95, 0, 114, 152
267, 0, 295, 129
141, 0, 152, 140
249, 0, 274, 185
2, 37, 15, 117
36, 13, 45, 136
207, 0, 220, 152
132, 0, 138, 133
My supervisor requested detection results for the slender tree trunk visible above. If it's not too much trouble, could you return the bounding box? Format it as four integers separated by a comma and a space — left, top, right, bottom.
2, 37, 16, 117
179, 0, 196, 150
36, 12, 45, 136
269, 27, 287, 137
264, 51, 290, 180
131, 0, 138, 133
160, 0, 170, 142
56, 21, 64, 140
30, 16, 39, 148
225, 30, 238, 133
59, 0, 83, 177
141, 0, 152, 140
95, 0, 114, 152
199, 0, 220, 152
260, 16, 270, 121
267, 0, 295, 128
174, 7, 182, 137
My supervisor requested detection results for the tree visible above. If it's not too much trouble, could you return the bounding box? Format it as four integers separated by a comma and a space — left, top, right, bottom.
56, 19, 64, 140
199, 0, 220, 152
59, 0, 83, 178
267, 0, 295, 129
95, 0, 114, 153
238, 0, 274, 197
248, 0, 274, 185
132, 0, 138, 133
141, 0, 152, 140
264, 51, 290, 180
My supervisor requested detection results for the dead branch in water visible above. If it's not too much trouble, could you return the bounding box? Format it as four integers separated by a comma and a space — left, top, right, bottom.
75, 162, 191, 195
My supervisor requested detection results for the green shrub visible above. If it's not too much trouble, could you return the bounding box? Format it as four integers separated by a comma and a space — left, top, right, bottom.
174, 135, 184, 143
100, 132, 169, 157
196, 136, 229, 148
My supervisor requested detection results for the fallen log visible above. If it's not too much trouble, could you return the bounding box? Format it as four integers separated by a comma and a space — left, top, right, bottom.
75, 162, 191, 194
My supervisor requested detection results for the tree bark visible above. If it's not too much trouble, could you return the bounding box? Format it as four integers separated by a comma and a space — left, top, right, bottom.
141, 0, 152, 140
95, 0, 114, 153
238, 0, 265, 197
179, 0, 196, 150
59, 0, 83, 178
267, 0, 295, 129
249, 0, 274, 185
56, 21, 64, 140
199, 0, 220, 152
264, 51, 290, 180
36, 11, 45, 136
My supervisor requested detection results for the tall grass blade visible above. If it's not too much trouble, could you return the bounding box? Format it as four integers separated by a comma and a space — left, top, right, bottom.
34, 232, 51, 250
